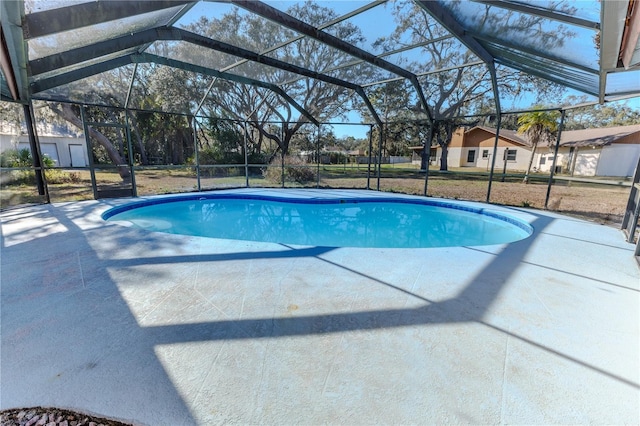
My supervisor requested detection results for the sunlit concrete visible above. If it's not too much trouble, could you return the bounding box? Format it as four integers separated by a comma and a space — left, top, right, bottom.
2, 188, 638, 425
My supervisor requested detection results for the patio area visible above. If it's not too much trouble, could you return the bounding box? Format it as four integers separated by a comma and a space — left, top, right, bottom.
1, 188, 639, 425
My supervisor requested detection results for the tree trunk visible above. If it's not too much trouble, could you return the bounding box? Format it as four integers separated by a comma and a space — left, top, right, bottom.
50, 104, 131, 180
440, 143, 449, 171
420, 145, 429, 171
569, 147, 578, 176
523, 141, 538, 183
127, 112, 149, 165
254, 122, 283, 161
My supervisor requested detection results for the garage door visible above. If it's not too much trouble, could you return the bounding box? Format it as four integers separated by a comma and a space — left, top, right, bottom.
18, 142, 60, 166
69, 144, 87, 167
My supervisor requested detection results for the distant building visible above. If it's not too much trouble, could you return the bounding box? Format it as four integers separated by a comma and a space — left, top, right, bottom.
412, 124, 640, 177
539, 124, 640, 177
0, 123, 89, 167
447, 126, 532, 171
411, 126, 533, 171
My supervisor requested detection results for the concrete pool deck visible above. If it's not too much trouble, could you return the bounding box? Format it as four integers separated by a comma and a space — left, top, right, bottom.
1, 188, 639, 425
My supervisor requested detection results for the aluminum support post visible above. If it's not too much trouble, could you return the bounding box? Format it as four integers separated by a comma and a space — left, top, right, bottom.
377, 124, 384, 191
23, 102, 49, 201
80, 105, 98, 200
243, 122, 249, 188
316, 124, 321, 188
545, 110, 566, 209
486, 63, 502, 203
194, 117, 201, 191
125, 110, 137, 197
366, 125, 373, 190
423, 121, 433, 196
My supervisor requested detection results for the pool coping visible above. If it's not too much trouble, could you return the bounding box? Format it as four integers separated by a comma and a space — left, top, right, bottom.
101, 189, 534, 245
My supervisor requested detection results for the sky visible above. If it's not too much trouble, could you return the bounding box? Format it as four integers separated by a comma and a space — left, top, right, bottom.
174, 0, 640, 139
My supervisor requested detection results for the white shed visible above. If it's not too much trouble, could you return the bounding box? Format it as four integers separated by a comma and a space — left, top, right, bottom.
1, 133, 89, 168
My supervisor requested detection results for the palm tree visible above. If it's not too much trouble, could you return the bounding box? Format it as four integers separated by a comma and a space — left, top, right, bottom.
518, 108, 560, 183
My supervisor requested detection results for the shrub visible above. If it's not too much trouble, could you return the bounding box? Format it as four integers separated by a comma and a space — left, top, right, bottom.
1, 148, 29, 167
1, 149, 61, 186
329, 152, 348, 164
0, 148, 55, 168
45, 170, 82, 184
263, 155, 316, 184
196, 147, 266, 177
2, 170, 33, 186
191, 149, 267, 177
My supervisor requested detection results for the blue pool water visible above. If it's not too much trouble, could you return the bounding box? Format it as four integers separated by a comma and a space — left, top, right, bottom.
103, 194, 532, 248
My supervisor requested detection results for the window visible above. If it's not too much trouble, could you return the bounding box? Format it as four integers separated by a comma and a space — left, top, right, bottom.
505, 149, 517, 161
467, 150, 476, 162
482, 149, 489, 159
540, 156, 546, 165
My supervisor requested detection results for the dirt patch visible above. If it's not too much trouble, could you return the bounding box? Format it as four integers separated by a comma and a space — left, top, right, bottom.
323, 174, 629, 226
1, 168, 632, 228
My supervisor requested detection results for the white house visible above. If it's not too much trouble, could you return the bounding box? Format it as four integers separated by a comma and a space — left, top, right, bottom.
0, 124, 89, 167
437, 124, 640, 177
535, 124, 640, 177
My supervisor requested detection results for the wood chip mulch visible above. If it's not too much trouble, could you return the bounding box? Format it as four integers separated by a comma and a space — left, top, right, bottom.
0, 407, 134, 426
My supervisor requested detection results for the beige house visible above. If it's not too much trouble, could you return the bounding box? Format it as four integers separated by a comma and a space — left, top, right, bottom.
536, 124, 640, 176
444, 126, 532, 171
433, 124, 640, 177
411, 126, 531, 170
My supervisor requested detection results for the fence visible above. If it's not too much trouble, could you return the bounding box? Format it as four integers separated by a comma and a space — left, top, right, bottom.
0, 100, 638, 233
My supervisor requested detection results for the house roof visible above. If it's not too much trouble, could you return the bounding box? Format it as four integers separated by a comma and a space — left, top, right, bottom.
0, 123, 82, 138
559, 124, 640, 147
467, 126, 530, 147
467, 124, 640, 148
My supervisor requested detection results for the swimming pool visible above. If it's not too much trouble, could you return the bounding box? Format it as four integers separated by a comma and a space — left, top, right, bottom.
103, 193, 532, 248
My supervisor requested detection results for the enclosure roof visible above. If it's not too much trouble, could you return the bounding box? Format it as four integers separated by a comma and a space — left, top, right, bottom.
1, 0, 639, 118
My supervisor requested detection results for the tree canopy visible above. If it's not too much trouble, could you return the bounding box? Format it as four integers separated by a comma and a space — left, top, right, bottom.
517, 107, 560, 183
2, 1, 638, 179
180, 2, 373, 159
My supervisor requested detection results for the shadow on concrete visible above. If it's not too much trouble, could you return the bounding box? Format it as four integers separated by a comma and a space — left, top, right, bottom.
1, 203, 198, 424
1, 198, 638, 426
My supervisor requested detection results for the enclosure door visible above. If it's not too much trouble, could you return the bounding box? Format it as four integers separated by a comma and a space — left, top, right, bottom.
84, 111, 135, 199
